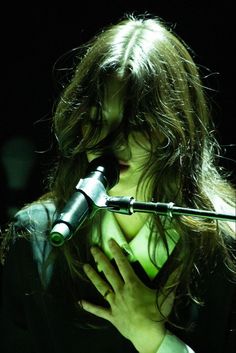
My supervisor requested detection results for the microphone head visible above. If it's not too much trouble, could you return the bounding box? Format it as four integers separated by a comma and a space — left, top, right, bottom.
86, 154, 120, 189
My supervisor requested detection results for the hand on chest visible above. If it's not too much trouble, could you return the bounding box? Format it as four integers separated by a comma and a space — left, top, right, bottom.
91, 211, 179, 280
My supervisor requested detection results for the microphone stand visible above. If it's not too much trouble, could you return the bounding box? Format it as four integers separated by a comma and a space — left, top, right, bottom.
104, 196, 236, 222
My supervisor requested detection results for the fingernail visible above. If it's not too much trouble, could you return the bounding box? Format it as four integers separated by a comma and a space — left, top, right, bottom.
90, 246, 99, 255
109, 238, 116, 247
83, 264, 90, 272
78, 300, 83, 307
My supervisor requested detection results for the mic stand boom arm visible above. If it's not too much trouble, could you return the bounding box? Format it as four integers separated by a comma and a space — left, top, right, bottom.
105, 196, 236, 222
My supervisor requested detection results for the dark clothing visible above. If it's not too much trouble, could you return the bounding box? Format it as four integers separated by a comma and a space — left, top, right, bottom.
0, 202, 235, 353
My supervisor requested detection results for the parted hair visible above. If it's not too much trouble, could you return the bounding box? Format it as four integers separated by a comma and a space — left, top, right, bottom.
3, 13, 235, 327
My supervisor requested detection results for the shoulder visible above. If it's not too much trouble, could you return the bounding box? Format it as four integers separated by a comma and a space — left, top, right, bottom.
1, 200, 58, 287
210, 195, 236, 238
13, 200, 57, 236
1, 200, 57, 266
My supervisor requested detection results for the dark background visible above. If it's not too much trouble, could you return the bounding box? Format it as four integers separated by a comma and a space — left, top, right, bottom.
0, 1, 235, 227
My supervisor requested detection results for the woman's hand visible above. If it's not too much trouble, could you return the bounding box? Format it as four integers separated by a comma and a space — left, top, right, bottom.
80, 239, 174, 353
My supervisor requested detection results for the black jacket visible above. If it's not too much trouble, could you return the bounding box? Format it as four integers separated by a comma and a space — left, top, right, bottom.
0, 201, 235, 353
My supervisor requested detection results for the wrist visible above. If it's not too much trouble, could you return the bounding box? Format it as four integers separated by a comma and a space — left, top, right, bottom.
130, 321, 166, 353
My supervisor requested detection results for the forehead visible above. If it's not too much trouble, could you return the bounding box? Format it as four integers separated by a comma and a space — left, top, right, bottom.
101, 77, 126, 125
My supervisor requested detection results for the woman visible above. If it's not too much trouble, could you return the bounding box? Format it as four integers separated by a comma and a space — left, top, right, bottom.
1, 13, 235, 353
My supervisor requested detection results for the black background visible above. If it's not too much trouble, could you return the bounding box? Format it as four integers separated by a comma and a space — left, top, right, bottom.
1, 1, 235, 226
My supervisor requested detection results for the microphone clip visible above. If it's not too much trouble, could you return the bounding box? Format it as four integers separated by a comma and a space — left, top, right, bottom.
75, 176, 109, 209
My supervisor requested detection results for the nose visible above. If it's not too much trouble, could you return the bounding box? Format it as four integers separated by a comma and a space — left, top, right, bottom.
111, 136, 131, 161
94, 131, 131, 161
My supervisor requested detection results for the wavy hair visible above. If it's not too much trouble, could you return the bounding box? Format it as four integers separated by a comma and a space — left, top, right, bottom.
39, 14, 236, 327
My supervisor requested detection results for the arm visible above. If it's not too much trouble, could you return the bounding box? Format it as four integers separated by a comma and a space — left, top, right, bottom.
0, 202, 57, 353
0, 236, 34, 352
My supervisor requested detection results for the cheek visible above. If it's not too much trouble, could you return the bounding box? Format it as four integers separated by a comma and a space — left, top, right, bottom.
135, 152, 151, 168
130, 140, 152, 161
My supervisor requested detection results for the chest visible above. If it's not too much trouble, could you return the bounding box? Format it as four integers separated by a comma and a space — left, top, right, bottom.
113, 212, 149, 241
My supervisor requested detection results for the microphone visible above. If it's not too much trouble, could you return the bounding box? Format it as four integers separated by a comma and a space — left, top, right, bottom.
49, 154, 119, 247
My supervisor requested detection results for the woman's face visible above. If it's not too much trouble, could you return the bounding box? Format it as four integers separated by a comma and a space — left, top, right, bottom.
84, 78, 153, 200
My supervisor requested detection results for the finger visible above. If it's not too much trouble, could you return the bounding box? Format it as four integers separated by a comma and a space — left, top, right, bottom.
83, 263, 113, 297
80, 300, 111, 322
91, 247, 124, 291
108, 239, 137, 283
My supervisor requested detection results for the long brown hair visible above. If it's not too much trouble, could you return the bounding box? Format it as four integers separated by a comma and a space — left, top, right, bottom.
22, 14, 236, 325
